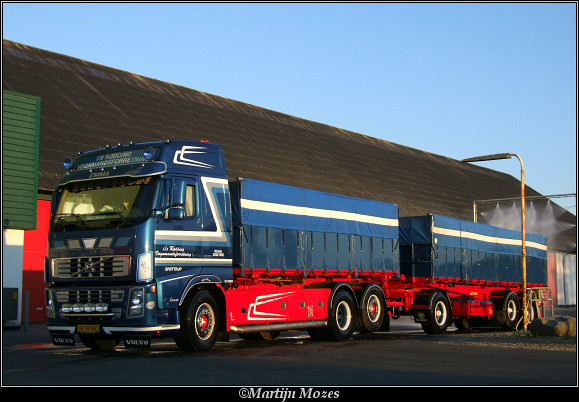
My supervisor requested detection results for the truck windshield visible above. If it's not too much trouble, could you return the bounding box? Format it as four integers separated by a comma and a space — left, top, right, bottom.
51, 176, 157, 231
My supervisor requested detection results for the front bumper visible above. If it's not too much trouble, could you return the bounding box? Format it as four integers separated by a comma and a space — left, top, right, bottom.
46, 282, 180, 343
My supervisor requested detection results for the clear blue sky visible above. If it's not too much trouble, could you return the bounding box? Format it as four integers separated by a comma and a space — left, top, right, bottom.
3, 2, 577, 213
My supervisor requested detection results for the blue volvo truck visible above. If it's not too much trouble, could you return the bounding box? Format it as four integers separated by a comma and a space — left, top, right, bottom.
45, 139, 549, 350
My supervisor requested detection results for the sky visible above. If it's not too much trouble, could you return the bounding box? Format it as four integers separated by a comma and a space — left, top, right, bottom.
2, 2, 577, 214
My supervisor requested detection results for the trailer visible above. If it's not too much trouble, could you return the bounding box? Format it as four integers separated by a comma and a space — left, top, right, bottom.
44, 140, 549, 351
391, 214, 549, 332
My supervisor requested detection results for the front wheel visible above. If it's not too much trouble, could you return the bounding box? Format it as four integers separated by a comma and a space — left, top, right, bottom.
421, 292, 451, 334
175, 289, 219, 352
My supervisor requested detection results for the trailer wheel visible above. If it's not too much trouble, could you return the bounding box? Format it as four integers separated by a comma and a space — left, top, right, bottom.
176, 289, 219, 352
325, 290, 356, 341
421, 292, 451, 334
495, 291, 519, 330
357, 287, 385, 333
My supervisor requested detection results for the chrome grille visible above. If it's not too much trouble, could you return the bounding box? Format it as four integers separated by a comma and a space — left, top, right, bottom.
52, 256, 130, 278
55, 289, 124, 303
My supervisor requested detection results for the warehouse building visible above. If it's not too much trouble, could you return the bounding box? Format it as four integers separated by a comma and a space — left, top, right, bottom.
2, 39, 576, 325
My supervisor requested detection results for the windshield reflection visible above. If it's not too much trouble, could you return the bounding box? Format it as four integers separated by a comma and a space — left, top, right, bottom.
51, 176, 157, 231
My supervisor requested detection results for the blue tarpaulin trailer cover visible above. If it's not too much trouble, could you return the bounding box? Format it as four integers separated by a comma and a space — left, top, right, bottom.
230, 179, 400, 275
399, 214, 548, 285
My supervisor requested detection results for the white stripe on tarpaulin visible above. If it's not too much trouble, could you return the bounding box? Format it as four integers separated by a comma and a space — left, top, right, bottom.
240, 199, 399, 227
155, 258, 233, 265
432, 226, 548, 251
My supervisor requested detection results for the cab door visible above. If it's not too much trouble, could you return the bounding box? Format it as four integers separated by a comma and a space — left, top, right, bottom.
154, 177, 203, 274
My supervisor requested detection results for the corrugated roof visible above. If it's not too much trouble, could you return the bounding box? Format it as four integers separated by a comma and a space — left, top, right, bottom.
2, 39, 575, 252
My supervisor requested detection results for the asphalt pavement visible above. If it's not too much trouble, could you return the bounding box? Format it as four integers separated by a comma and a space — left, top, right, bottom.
3, 306, 575, 348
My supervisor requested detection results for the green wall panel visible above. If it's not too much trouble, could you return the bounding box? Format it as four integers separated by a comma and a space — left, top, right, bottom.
2, 90, 41, 230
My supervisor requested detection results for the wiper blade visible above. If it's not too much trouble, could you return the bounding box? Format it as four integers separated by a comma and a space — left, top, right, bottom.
55, 213, 88, 229
97, 211, 129, 227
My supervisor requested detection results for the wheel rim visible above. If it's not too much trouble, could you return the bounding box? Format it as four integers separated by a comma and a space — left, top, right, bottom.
506, 299, 517, 322
434, 300, 448, 326
336, 300, 352, 331
367, 294, 381, 323
195, 302, 215, 341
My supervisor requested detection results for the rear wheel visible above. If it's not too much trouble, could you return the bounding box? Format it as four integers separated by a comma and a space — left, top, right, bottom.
175, 289, 219, 352
357, 287, 385, 333
325, 290, 356, 341
494, 291, 520, 330
421, 292, 451, 334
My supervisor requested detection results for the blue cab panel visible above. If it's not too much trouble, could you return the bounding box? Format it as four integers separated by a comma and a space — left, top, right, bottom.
59, 140, 227, 186
399, 214, 548, 285
230, 178, 400, 276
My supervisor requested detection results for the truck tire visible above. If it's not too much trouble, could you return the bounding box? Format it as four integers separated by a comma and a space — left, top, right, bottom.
357, 286, 385, 333
326, 290, 356, 341
176, 289, 219, 352
494, 291, 519, 330
421, 292, 451, 334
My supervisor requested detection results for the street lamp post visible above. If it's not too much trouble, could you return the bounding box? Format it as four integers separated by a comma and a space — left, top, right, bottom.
461, 153, 528, 331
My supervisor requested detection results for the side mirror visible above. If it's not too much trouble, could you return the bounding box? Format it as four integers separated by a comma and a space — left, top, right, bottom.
166, 207, 185, 220
172, 179, 187, 207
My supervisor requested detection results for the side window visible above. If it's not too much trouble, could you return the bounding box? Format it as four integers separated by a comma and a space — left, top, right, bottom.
159, 179, 197, 218
184, 185, 196, 217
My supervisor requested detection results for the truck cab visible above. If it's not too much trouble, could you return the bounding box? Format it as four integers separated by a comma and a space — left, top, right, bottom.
45, 140, 232, 348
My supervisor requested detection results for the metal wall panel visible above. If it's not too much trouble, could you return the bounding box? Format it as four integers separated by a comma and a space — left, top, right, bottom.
2, 90, 41, 230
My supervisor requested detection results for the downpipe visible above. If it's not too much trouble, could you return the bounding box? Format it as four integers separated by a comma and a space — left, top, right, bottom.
230, 320, 327, 334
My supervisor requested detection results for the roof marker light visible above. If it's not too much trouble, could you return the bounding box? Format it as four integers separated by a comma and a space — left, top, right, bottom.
200, 138, 209, 143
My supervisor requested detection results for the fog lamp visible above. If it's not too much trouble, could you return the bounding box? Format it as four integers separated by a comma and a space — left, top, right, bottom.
128, 288, 145, 317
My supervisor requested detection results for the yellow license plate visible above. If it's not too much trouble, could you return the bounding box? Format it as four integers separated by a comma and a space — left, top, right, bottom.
77, 324, 100, 333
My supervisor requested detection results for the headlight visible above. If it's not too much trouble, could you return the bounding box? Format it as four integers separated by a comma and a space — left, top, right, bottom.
137, 251, 153, 282
61, 303, 73, 313
128, 288, 144, 317
46, 290, 56, 318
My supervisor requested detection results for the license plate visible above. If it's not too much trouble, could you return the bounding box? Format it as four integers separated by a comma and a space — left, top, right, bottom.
77, 324, 100, 333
